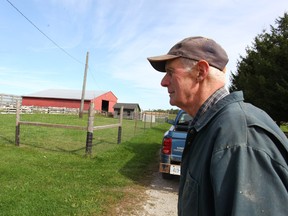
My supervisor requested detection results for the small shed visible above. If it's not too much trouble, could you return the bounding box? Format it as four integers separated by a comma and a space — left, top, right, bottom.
22, 89, 118, 112
113, 103, 141, 119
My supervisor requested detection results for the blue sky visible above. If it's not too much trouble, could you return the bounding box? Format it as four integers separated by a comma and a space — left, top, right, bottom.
0, 0, 287, 110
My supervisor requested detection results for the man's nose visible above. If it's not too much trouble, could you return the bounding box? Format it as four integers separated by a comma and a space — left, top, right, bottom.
161, 73, 169, 87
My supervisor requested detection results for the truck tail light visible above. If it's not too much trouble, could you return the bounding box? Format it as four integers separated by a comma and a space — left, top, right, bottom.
162, 137, 172, 154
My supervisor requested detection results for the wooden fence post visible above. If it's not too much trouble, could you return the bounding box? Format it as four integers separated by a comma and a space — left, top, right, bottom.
15, 100, 21, 146
85, 102, 95, 155
117, 106, 123, 144
134, 111, 138, 136
143, 112, 147, 131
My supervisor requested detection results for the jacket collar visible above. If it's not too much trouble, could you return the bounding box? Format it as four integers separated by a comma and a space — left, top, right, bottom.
193, 91, 244, 132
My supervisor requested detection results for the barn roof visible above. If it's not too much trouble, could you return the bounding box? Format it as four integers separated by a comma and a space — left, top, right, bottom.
22, 89, 109, 100
114, 103, 141, 111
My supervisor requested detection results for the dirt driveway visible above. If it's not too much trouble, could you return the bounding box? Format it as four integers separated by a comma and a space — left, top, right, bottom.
116, 170, 179, 216
133, 172, 179, 216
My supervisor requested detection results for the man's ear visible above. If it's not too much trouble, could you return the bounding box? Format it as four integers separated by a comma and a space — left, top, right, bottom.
196, 60, 209, 82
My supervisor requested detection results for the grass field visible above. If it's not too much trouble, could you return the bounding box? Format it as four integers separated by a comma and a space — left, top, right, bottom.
0, 113, 170, 215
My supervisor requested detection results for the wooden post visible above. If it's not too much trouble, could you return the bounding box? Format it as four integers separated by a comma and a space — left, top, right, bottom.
144, 112, 147, 131
156, 112, 159, 124
15, 100, 20, 146
85, 102, 94, 155
117, 106, 123, 144
134, 110, 138, 136
79, 51, 89, 118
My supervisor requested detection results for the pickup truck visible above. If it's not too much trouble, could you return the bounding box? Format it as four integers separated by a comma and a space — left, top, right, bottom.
159, 110, 193, 179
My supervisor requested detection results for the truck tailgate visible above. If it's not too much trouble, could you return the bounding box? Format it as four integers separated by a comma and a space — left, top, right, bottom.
169, 131, 186, 161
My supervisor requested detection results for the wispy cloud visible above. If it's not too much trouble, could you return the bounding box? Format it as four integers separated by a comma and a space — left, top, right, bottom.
1, 0, 287, 109
0, 66, 72, 94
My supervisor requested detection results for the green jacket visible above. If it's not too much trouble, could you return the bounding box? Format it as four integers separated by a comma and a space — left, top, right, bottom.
178, 91, 288, 216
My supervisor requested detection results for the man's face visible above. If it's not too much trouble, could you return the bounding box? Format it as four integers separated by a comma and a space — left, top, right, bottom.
161, 58, 198, 109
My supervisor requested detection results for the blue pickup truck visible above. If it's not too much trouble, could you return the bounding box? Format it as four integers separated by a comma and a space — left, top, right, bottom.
159, 110, 193, 179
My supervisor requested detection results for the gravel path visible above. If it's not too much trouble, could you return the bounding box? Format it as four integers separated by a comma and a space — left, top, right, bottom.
134, 172, 179, 216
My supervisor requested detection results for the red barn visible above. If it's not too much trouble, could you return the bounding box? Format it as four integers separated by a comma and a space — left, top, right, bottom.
22, 89, 117, 112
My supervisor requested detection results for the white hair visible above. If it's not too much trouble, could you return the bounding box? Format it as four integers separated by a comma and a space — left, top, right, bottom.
180, 58, 198, 73
180, 57, 226, 84
208, 66, 226, 84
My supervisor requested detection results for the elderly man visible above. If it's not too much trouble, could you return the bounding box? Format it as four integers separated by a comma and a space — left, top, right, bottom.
148, 36, 288, 216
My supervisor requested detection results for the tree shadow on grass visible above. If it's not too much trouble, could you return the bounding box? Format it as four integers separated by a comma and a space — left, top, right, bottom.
118, 127, 175, 189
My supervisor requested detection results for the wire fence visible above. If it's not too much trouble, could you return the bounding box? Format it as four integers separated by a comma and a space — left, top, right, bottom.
1, 102, 170, 156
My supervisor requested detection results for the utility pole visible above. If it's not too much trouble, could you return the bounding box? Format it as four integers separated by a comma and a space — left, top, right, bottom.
79, 51, 89, 118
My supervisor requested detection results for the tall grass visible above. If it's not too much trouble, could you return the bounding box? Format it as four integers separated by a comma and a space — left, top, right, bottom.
0, 114, 170, 215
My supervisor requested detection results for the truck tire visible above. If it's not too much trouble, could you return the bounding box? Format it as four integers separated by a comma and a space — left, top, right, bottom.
162, 173, 174, 180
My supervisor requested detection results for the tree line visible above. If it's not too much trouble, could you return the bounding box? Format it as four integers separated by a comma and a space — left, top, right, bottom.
229, 13, 288, 125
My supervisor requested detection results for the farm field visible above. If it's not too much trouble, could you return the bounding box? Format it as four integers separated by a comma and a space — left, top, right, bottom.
0, 113, 170, 215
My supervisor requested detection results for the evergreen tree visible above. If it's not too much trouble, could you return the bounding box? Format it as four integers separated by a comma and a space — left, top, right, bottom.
230, 13, 288, 125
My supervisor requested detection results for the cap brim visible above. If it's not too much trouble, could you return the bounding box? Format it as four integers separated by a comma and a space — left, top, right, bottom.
147, 54, 179, 72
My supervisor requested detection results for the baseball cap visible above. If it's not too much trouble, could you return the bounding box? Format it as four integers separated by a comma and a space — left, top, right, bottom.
147, 36, 229, 72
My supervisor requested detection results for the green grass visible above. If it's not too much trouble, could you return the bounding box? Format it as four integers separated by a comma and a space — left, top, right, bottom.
0, 114, 170, 215
11, 113, 157, 155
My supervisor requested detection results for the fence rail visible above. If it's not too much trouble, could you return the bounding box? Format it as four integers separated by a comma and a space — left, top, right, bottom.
0, 94, 21, 106
93, 123, 121, 130
18, 121, 87, 130
1, 105, 79, 114
15, 102, 124, 155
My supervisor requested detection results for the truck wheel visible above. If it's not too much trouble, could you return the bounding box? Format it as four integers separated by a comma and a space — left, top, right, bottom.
162, 173, 174, 180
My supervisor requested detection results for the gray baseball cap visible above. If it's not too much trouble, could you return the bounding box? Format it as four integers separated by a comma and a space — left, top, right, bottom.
147, 36, 229, 72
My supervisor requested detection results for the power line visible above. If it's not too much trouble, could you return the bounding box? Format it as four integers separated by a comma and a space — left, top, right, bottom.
5, 0, 84, 65
6, 0, 102, 91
